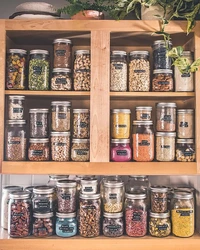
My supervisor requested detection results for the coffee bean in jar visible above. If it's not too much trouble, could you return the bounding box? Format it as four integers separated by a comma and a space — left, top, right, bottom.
28, 138, 50, 161
51, 68, 72, 91
153, 40, 172, 69
53, 38, 72, 68
51, 131, 70, 161
73, 109, 90, 139
33, 212, 54, 237
71, 139, 90, 162
150, 186, 168, 213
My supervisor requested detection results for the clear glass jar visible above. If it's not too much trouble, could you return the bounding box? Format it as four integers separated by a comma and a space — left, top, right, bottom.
153, 40, 172, 69
126, 175, 149, 195
156, 102, 177, 132
28, 49, 50, 90
24, 186, 35, 197
8, 191, 31, 238
29, 108, 49, 138
103, 212, 124, 237
71, 139, 90, 162
51, 101, 71, 132
152, 69, 173, 91
8, 95, 25, 120
80, 178, 98, 194
28, 138, 49, 161
110, 50, 127, 92
76, 175, 96, 194
6, 49, 27, 90
48, 175, 69, 187
33, 212, 54, 237
110, 139, 132, 162
150, 186, 168, 213
149, 211, 171, 237
176, 139, 195, 162
111, 109, 131, 139
171, 191, 194, 237
132, 120, 154, 162
125, 193, 147, 237
5, 120, 27, 161
51, 68, 72, 91
135, 106, 152, 121
73, 109, 90, 139
129, 51, 150, 91
177, 109, 194, 139
53, 38, 72, 68
79, 193, 101, 237
74, 50, 90, 91
167, 187, 174, 210
56, 212, 77, 237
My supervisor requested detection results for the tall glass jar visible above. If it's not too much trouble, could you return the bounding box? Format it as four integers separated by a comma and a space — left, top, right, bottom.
149, 211, 171, 237
110, 139, 132, 162
71, 139, 90, 162
51, 68, 72, 91
8, 95, 25, 120
56, 212, 77, 237
176, 139, 195, 162
28, 138, 50, 161
53, 38, 72, 68
103, 212, 124, 237
73, 109, 90, 139
177, 109, 194, 139
33, 212, 54, 237
150, 186, 168, 213
152, 69, 173, 92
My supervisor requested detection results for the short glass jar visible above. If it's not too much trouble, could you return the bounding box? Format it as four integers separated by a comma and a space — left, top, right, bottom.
73, 109, 90, 139
76, 175, 96, 195
71, 139, 90, 162
8, 95, 25, 120
51, 68, 72, 91
110, 139, 132, 162
56, 212, 77, 237
47, 175, 69, 187
103, 212, 124, 237
53, 38, 72, 68
33, 212, 54, 237
126, 175, 150, 197
152, 69, 173, 92
150, 186, 168, 213
177, 109, 194, 139
149, 211, 171, 237
135, 106, 152, 121
28, 138, 50, 161
176, 139, 195, 162
80, 178, 98, 194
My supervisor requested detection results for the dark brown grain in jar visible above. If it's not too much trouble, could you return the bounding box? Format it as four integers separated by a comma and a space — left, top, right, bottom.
152, 69, 173, 92
150, 186, 168, 213
53, 38, 72, 68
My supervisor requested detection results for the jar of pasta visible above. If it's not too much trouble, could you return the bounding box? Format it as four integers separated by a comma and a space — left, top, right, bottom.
135, 106, 152, 121
150, 186, 168, 213
149, 211, 171, 237
73, 109, 90, 139
176, 139, 195, 162
71, 139, 90, 162
177, 109, 194, 139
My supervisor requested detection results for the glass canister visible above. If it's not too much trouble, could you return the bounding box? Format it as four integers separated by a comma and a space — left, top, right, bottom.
5, 120, 27, 161
6, 49, 27, 90
177, 109, 194, 139
103, 212, 124, 237
56, 212, 77, 237
176, 139, 195, 162
48, 175, 69, 187
33, 212, 54, 237
28, 138, 50, 161
51, 68, 72, 91
110, 50, 127, 92
132, 120, 154, 162
150, 186, 168, 213
74, 50, 90, 91
111, 109, 131, 139
152, 69, 173, 91
80, 178, 98, 194
135, 106, 152, 121
110, 139, 132, 162
149, 211, 171, 237
73, 109, 90, 139
76, 175, 96, 195
28, 50, 50, 90
71, 139, 90, 162
129, 51, 150, 92
8, 95, 25, 120
53, 38, 72, 68
126, 176, 149, 196
125, 193, 147, 237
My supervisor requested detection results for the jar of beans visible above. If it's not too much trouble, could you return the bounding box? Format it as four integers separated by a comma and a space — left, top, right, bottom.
152, 69, 173, 92
73, 109, 90, 138
150, 186, 168, 213
153, 40, 172, 69
80, 178, 98, 194
110, 139, 132, 162
103, 212, 124, 237
135, 106, 152, 121
177, 109, 194, 139
28, 138, 49, 161
149, 211, 171, 237
8, 95, 25, 120
51, 68, 72, 91
56, 212, 77, 237
176, 139, 195, 162
53, 38, 72, 68
71, 139, 90, 162
33, 212, 54, 237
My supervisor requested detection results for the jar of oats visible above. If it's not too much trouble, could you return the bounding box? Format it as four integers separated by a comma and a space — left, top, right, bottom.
73, 109, 90, 139
135, 106, 152, 121
177, 109, 194, 139
71, 139, 90, 162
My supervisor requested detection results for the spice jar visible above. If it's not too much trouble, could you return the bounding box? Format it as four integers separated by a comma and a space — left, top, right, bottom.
8, 95, 25, 120
8, 191, 31, 238
110, 50, 127, 92
150, 186, 168, 213
80, 178, 98, 194
51, 68, 72, 91
176, 139, 195, 162
28, 50, 50, 90
153, 40, 172, 69
79, 193, 101, 238
135, 106, 152, 121
71, 139, 90, 162
33, 212, 54, 237
149, 211, 171, 237
73, 109, 90, 139
152, 69, 173, 91
56, 212, 77, 237
53, 38, 72, 68
125, 193, 147, 237
177, 109, 194, 139
103, 212, 124, 237
111, 109, 131, 139
51, 131, 70, 161
132, 120, 154, 162
129, 51, 150, 91
6, 49, 27, 90
110, 139, 132, 162
156, 132, 176, 162
28, 138, 50, 161
156, 102, 177, 132
5, 120, 27, 161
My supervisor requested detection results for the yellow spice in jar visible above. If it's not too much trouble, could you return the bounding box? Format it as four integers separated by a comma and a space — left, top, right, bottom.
111, 111, 131, 139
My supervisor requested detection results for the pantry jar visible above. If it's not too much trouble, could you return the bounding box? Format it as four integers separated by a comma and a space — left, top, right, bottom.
110, 139, 132, 162
28, 138, 50, 161
71, 139, 90, 162
176, 139, 195, 162
152, 69, 173, 92
110, 50, 127, 92
135, 106, 152, 121
51, 68, 72, 91
56, 212, 77, 237
103, 212, 124, 237
149, 211, 171, 237
48, 175, 69, 187
153, 40, 172, 69
8, 95, 25, 120
132, 120, 154, 162
177, 109, 194, 139
53, 38, 72, 68
80, 178, 98, 194
126, 175, 150, 196
33, 212, 54, 237
150, 186, 168, 213
73, 109, 90, 139
76, 175, 96, 195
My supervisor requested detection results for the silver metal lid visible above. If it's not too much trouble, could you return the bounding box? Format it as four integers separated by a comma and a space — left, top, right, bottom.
174, 187, 194, 194
9, 191, 31, 199
6, 120, 26, 125
153, 40, 172, 46
130, 51, 149, 56
81, 179, 98, 185
33, 186, 54, 194
51, 131, 71, 137
33, 212, 54, 218
150, 186, 168, 192
29, 138, 49, 143
80, 193, 100, 199
53, 38, 72, 44
111, 139, 130, 144
156, 132, 176, 137
53, 68, 71, 73
157, 102, 177, 108
174, 191, 193, 199
49, 175, 69, 180
176, 139, 194, 144
72, 139, 90, 143
51, 101, 71, 106
75, 50, 90, 55
132, 120, 153, 125
153, 69, 173, 74
104, 180, 124, 188
3, 186, 23, 193
30, 49, 49, 55
177, 109, 194, 114
56, 212, 76, 218
8, 95, 25, 100
9, 49, 27, 54
57, 179, 77, 188
73, 109, 89, 113
111, 50, 127, 56
150, 211, 170, 218
24, 186, 35, 193
128, 175, 148, 178
111, 109, 131, 114
135, 106, 152, 111
104, 212, 123, 218
125, 193, 146, 199
29, 108, 49, 113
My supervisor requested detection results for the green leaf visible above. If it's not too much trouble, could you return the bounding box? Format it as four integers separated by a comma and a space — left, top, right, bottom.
190, 58, 200, 72
168, 46, 184, 59
172, 57, 191, 74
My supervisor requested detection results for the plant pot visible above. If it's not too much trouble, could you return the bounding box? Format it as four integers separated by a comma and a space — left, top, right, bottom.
141, 5, 173, 20
71, 10, 104, 20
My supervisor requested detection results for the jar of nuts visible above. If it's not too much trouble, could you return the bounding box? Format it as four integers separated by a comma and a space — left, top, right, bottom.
135, 106, 152, 121
28, 138, 50, 161
73, 109, 90, 138
150, 186, 168, 213
149, 211, 171, 237
177, 109, 194, 139
103, 212, 124, 237
51, 68, 72, 91
71, 139, 90, 162
8, 95, 25, 120
153, 40, 172, 69
176, 139, 195, 162
33, 212, 54, 237
53, 38, 72, 68
152, 69, 173, 92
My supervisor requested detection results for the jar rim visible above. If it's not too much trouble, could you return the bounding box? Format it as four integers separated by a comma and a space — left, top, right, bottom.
29, 138, 49, 143
80, 179, 98, 185
30, 49, 49, 55
103, 212, 123, 218
125, 192, 146, 199
51, 101, 71, 106
176, 139, 194, 144
111, 50, 127, 56
111, 109, 131, 114
132, 120, 153, 125
156, 132, 176, 137
3, 186, 23, 193
135, 106, 152, 111
177, 109, 194, 113
157, 102, 177, 108
72, 139, 90, 143
9, 191, 31, 199
150, 185, 168, 192
51, 131, 71, 136
73, 109, 89, 113
49, 175, 69, 180
29, 108, 49, 113
129, 50, 149, 56
6, 119, 26, 125
53, 38, 72, 44
153, 40, 172, 46
9, 49, 27, 54
52, 68, 71, 73
104, 180, 124, 188
75, 50, 90, 55
153, 69, 173, 74
57, 179, 77, 188
33, 212, 54, 218
174, 187, 194, 193
111, 139, 130, 143
150, 211, 170, 218
33, 186, 54, 194
56, 212, 76, 218
80, 193, 100, 199
8, 95, 25, 100
173, 191, 193, 199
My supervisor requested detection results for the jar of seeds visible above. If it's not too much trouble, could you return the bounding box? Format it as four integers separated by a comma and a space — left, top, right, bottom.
176, 139, 195, 162
177, 109, 194, 139
149, 211, 171, 237
33, 212, 54, 237
150, 186, 168, 213
28, 138, 50, 161
53, 38, 72, 68
51, 132, 70, 161
73, 109, 90, 138
103, 212, 124, 237
153, 40, 172, 69
152, 69, 173, 92
71, 139, 90, 162
51, 68, 72, 91
8, 95, 25, 120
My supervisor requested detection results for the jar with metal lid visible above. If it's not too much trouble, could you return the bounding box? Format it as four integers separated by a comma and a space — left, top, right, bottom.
5, 120, 27, 161
110, 139, 132, 162
53, 38, 72, 68
24, 186, 35, 196
71, 139, 90, 162
28, 49, 50, 90
56, 212, 77, 237
132, 120, 154, 162
8, 95, 25, 120
149, 211, 171, 237
129, 51, 150, 91
152, 69, 174, 91
103, 212, 124, 237
110, 50, 127, 92
6, 49, 27, 90
111, 109, 131, 139
48, 175, 69, 187
57, 179, 77, 213
156, 132, 176, 161
51, 101, 71, 132
153, 40, 172, 69
156, 102, 177, 132
28, 138, 49, 161
51, 68, 72, 91
171, 191, 194, 237
76, 175, 96, 194
176, 139, 195, 162
135, 106, 152, 121
79, 193, 101, 237
74, 50, 90, 91
80, 178, 98, 194
150, 186, 168, 213
8, 191, 31, 238
177, 109, 194, 139
29, 108, 49, 138
173, 187, 195, 196
33, 212, 54, 237
73, 109, 90, 138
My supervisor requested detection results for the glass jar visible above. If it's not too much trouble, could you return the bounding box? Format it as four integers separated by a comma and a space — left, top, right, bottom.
8, 191, 31, 238
153, 40, 172, 69
132, 120, 154, 162
29, 108, 49, 138
152, 69, 173, 91
150, 186, 168, 213
156, 132, 176, 161
6, 49, 27, 90
111, 109, 131, 139
33, 212, 54, 237
48, 175, 69, 187
80, 178, 98, 194
79, 193, 101, 238
110, 50, 127, 92
171, 191, 194, 237
74, 50, 90, 91
24, 186, 35, 197
110, 139, 132, 162
76, 175, 96, 194
156, 102, 177, 132
28, 49, 50, 90
126, 175, 149, 195
73, 109, 90, 139
51, 101, 71, 132
28, 138, 49, 161
176, 139, 195, 162
51, 132, 71, 161
53, 38, 72, 68
103, 212, 124, 237
135, 106, 152, 121
149, 211, 171, 237
56, 212, 77, 237
71, 139, 90, 162
129, 51, 150, 91
51, 68, 72, 91
5, 120, 27, 161
177, 109, 194, 139
125, 193, 147, 237
8, 95, 25, 120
